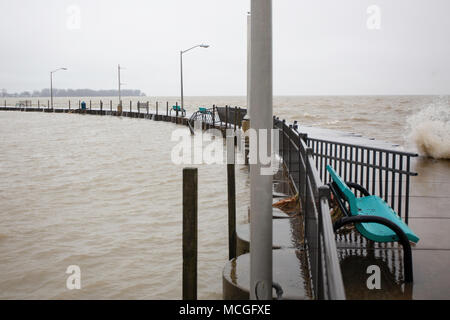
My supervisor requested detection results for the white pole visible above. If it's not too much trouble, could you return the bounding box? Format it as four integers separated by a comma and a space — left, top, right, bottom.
245, 12, 251, 120
249, 0, 273, 300
118, 64, 121, 105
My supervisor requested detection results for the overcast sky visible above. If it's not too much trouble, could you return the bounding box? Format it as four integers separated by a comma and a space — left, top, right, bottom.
1, 0, 449, 96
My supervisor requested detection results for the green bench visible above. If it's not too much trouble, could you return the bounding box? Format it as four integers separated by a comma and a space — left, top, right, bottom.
171, 105, 186, 117
326, 165, 419, 282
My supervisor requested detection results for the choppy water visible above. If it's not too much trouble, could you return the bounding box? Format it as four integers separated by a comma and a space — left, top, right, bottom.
6, 95, 449, 158
0, 95, 449, 299
0, 112, 250, 299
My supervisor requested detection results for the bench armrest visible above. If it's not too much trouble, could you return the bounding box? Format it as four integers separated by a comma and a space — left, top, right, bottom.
346, 182, 370, 197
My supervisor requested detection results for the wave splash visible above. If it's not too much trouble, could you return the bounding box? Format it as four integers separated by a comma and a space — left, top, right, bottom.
407, 100, 450, 160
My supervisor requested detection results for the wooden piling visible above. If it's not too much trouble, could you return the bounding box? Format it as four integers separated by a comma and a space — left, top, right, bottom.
225, 105, 228, 129
110, 100, 112, 111
166, 101, 169, 116
130, 101, 132, 113
69, 100, 71, 110
156, 101, 158, 115
183, 167, 198, 300
227, 163, 237, 260
47, 100, 50, 109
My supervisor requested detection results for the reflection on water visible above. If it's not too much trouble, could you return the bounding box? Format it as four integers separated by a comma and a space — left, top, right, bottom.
338, 242, 413, 300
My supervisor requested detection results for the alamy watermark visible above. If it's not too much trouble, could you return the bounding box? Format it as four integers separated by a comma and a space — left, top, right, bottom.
366, 5, 381, 30
66, 265, 81, 290
66, 5, 81, 30
170, 121, 280, 175
366, 265, 381, 289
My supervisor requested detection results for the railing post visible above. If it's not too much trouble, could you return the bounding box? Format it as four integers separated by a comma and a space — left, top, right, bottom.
183, 167, 198, 300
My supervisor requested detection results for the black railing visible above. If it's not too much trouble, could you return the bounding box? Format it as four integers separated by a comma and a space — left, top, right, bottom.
274, 118, 346, 300
305, 137, 418, 224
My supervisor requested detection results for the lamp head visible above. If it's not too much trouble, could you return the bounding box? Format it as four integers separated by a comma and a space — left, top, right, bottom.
200, 44, 209, 48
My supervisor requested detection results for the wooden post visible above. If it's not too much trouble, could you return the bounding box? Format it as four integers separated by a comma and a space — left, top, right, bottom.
238, 108, 241, 128
130, 101, 132, 113
69, 100, 71, 110
100, 100, 103, 112
225, 105, 228, 129
156, 101, 158, 115
78, 100, 80, 110
147, 101, 150, 115
38, 100, 40, 109
166, 101, 169, 116
227, 163, 237, 260
234, 106, 238, 132
110, 100, 112, 111
89, 100, 91, 110
183, 167, 198, 300
47, 100, 50, 109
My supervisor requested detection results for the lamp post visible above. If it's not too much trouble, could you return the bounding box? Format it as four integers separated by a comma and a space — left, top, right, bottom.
50, 68, 67, 109
118, 64, 125, 107
249, 0, 273, 300
180, 44, 209, 112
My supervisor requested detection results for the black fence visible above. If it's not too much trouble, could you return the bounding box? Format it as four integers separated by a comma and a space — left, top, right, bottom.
305, 137, 418, 224
274, 118, 346, 300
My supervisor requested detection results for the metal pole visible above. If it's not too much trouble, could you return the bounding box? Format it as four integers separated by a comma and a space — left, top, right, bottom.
118, 64, 121, 105
180, 51, 184, 112
245, 12, 251, 120
249, 0, 273, 300
50, 72, 53, 109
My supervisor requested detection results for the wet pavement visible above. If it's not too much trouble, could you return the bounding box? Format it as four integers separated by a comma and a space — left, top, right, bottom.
338, 157, 450, 299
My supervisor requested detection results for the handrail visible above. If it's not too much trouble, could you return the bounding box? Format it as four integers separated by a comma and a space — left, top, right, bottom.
274, 117, 346, 300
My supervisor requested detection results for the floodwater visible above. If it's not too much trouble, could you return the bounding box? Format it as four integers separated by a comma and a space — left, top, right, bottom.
0, 95, 449, 299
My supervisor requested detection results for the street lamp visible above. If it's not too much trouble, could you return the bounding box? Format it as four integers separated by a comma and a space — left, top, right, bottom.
50, 67, 67, 109
180, 44, 209, 112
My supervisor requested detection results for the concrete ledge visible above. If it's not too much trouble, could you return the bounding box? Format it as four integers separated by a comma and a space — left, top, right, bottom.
236, 217, 303, 256
222, 249, 313, 300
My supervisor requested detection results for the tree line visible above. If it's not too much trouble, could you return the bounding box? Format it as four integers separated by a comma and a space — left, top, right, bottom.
1, 88, 146, 97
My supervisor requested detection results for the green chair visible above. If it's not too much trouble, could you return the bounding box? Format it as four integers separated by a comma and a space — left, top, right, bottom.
326, 165, 419, 282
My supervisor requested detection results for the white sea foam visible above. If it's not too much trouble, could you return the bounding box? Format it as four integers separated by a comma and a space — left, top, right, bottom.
407, 101, 450, 160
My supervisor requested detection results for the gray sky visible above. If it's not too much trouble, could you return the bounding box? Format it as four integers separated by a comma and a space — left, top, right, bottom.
1, 0, 449, 95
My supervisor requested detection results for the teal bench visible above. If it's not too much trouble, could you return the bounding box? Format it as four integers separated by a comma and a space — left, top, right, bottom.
326, 165, 419, 282
171, 105, 186, 117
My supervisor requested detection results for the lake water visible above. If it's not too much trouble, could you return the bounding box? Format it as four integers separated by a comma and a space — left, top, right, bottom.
0, 95, 448, 299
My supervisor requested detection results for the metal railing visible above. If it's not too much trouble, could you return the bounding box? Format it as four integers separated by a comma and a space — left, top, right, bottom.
274, 118, 346, 300
305, 137, 418, 224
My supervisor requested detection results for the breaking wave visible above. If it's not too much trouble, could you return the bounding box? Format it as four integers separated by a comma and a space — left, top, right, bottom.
407, 101, 450, 160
